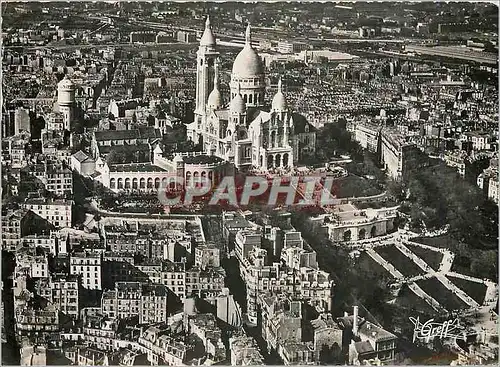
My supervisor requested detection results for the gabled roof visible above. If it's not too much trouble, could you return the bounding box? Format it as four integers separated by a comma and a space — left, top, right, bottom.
72, 150, 89, 163
354, 340, 375, 355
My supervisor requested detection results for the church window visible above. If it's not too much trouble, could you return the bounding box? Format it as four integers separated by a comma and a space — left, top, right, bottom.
275, 154, 281, 167
244, 95, 248, 103
249, 94, 253, 104
193, 172, 200, 188
283, 153, 289, 167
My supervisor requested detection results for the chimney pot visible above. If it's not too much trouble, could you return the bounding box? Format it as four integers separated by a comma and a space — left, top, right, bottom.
353, 305, 359, 336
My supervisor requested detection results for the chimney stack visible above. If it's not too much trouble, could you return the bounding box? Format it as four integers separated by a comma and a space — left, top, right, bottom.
353, 305, 359, 336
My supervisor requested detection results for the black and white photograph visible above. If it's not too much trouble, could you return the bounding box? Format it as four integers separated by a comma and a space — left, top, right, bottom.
1, 1, 498, 365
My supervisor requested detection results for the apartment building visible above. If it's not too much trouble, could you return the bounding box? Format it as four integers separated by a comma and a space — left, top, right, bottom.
16, 251, 49, 279
30, 162, 73, 195
2, 209, 28, 251
70, 252, 102, 290
235, 228, 333, 325
23, 198, 72, 228
100, 282, 169, 324
185, 266, 226, 298
16, 306, 59, 337
354, 122, 381, 153
194, 243, 221, 270
22, 231, 68, 255
161, 261, 186, 300
35, 274, 79, 318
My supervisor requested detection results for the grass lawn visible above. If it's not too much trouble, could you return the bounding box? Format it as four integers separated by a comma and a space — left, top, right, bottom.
332, 174, 383, 198
396, 284, 437, 315
356, 251, 393, 279
406, 244, 443, 271
412, 235, 458, 249
375, 245, 425, 278
417, 277, 469, 311
447, 275, 487, 305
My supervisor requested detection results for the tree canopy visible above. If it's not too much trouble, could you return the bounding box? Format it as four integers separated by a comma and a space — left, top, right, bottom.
315, 120, 364, 162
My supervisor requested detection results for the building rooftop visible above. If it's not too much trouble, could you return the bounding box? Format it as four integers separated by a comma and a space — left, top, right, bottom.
24, 198, 72, 206
108, 163, 167, 172
182, 155, 224, 165
94, 127, 161, 142
353, 340, 374, 354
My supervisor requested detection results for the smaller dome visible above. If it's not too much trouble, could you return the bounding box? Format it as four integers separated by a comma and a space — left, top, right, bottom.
230, 83, 246, 114
207, 62, 222, 109
272, 78, 287, 111
58, 76, 74, 89
272, 93, 287, 112
208, 89, 222, 109
230, 94, 245, 114
200, 16, 216, 47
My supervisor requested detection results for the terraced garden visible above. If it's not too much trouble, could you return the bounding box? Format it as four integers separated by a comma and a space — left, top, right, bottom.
375, 245, 425, 278
396, 284, 437, 315
447, 275, 487, 305
417, 277, 469, 311
356, 251, 392, 278
406, 244, 444, 271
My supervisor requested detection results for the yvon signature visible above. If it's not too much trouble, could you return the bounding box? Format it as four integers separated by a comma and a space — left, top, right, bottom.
409, 317, 474, 343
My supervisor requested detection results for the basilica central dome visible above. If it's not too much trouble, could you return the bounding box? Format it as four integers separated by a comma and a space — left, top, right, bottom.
230, 24, 266, 108
231, 24, 264, 78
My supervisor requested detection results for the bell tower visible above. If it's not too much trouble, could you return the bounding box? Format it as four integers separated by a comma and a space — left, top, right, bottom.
195, 16, 219, 117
